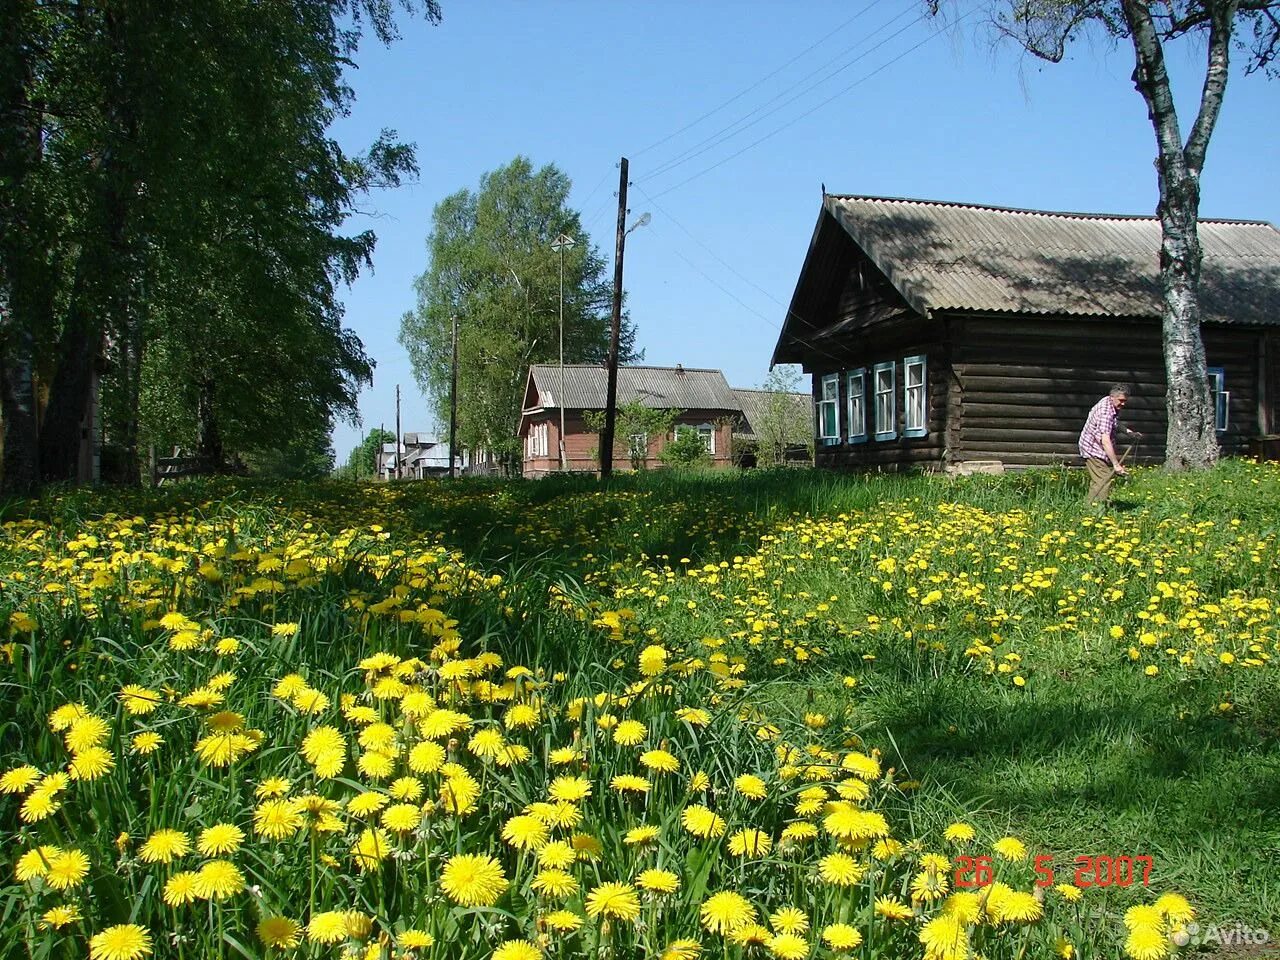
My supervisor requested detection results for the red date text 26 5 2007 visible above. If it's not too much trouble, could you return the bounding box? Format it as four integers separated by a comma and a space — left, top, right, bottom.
953, 855, 1154, 889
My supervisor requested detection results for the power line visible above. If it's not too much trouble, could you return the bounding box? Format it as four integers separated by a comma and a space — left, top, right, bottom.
641, 5, 925, 184
648, 7, 975, 201
630, 0, 884, 160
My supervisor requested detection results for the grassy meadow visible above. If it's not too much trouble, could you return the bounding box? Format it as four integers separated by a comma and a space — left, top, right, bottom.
2, 462, 1278, 960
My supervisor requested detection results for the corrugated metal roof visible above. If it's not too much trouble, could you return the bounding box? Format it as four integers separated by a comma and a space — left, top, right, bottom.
527, 364, 741, 411
730, 388, 811, 437
824, 195, 1280, 325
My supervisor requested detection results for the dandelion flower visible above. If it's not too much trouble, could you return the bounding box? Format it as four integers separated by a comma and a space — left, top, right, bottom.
637, 868, 681, 894
766, 933, 809, 959
130, 732, 163, 755
119, 686, 162, 715
769, 907, 809, 935
1055, 883, 1084, 903
139, 829, 190, 865
988, 889, 1041, 923
681, 804, 726, 839
493, 940, 542, 960
612, 720, 647, 746
45, 849, 90, 891
641, 749, 680, 774
69, 747, 115, 781
611, 774, 651, 794
624, 825, 661, 846
536, 841, 577, 869
1124, 905, 1166, 931
381, 803, 422, 833
307, 911, 349, 944
350, 828, 391, 872
733, 774, 767, 799
16, 845, 61, 882
531, 869, 579, 900
585, 882, 642, 922
818, 852, 866, 886
40, 904, 83, 930
398, 929, 435, 948
542, 911, 584, 932
19, 790, 61, 823
163, 871, 201, 907
408, 741, 446, 774
874, 896, 913, 921
1124, 925, 1169, 960
254, 799, 304, 840
1155, 893, 1194, 924
502, 814, 550, 851
919, 913, 967, 960
992, 837, 1027, 862
440, 853, 508, 907
548, 775, 592, 803
728, 828, 772, 858
910, 869, 950, 904
197, 824, 245, 856
257, 916, 302, 949
89, 924, 152, 960
194, 860, 245, 900
1, 765, 41, 793
823, 804, 890, 843
700, 890, 755, 935
944, 822, 976, 844
659, 939, 703, 960
822, 924, 863, 951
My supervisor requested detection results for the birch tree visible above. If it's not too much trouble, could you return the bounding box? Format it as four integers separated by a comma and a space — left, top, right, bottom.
942, 1, 1279, 469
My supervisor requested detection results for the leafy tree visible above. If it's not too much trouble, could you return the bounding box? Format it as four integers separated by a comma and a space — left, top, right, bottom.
659, 428, 713, 468
935, 0, 1279, 469
584, 401, 679, 470
335, 428, 396, 480
0, 0, 440, 495
400, 157, 639, 475
754, 365, 814, 468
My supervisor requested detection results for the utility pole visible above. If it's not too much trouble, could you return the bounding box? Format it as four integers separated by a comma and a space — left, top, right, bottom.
395, 384, 402, 480
449, 314, 459, 479
551, 233, 576, 471
601, 157, 629, 480
379, 422, 385, 481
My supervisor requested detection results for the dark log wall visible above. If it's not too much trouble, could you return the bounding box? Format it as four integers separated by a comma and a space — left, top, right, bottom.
951, 315, 1264, 467
811, 314, 950, 471
1265, 330, 1279, 435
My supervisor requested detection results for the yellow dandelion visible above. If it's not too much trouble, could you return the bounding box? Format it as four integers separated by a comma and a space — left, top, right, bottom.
139, 829, 190, 865
89, 924, 152, 960
585, 882, 642, 922
440, 853, 508, 907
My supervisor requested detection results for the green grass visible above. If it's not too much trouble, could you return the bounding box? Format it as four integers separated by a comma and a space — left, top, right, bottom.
4, 460, 1279, 951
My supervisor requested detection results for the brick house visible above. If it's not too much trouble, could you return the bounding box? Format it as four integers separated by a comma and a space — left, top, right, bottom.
518, 364, 749, 476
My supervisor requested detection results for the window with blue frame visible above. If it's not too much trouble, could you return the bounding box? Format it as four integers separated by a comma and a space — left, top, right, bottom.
903, 355, 927, 438
873, 362, 896, 441
1208, 367, 1228, 432
818, 374, 840, 443
846, 368, 867, 442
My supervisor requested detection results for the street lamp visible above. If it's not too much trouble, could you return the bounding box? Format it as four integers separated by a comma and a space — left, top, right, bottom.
551, 233, 576, 471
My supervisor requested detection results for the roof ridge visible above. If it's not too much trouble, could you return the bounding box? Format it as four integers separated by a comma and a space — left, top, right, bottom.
825, 193, 1274, 227
530, 363, 723, 373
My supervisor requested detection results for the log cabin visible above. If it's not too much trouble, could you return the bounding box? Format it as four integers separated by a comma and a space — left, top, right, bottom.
772, 195, 1280, 471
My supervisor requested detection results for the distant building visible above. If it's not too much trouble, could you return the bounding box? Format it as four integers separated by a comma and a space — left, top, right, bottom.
517, 363, 810, 476
376, 433, 466, 479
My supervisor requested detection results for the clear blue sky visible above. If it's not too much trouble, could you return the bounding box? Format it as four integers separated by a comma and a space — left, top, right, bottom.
327, 0, 1280, 458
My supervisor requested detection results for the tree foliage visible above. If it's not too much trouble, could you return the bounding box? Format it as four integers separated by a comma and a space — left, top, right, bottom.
943, 0, 1279, 469
399, 157, 639, 475
334, 427, 396, 480
584, 401, 679, 470
753, 366, 814, 468
0, 0, 440, 495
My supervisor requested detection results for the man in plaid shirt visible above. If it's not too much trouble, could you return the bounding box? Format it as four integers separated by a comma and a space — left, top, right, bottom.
1079, 385, 1141, 504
